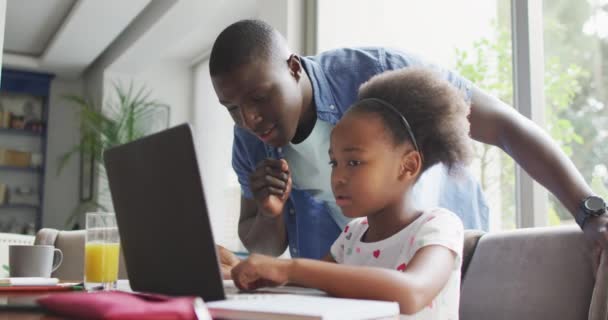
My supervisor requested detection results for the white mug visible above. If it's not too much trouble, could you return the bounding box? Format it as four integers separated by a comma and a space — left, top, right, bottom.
9, 245, 63, 278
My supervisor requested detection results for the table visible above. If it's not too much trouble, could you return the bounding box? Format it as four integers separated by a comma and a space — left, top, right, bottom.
0, 290, 64, 319
0, 281, 408, 319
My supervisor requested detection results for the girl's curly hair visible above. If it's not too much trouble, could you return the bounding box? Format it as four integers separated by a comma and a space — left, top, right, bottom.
354, 67, 473, 174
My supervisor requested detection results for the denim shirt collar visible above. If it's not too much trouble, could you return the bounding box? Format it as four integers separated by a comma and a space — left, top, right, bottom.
301, 56, 341, 122
264, 56, 342, 158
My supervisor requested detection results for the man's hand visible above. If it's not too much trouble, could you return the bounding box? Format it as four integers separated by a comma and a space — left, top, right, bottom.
217, 244, 241, 280
231, 254, 291, 291
249, 159, 292, 218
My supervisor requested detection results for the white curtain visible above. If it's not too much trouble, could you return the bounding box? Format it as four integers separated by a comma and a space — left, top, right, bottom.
192, 60, 243, 251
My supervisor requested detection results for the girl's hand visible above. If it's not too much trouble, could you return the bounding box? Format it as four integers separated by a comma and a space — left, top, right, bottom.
249, 159, 292, 218
217, 244, 241, 280
231, 254, 292, 291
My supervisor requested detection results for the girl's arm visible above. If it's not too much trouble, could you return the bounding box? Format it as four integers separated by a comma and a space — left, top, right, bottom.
231, 245, 456, 314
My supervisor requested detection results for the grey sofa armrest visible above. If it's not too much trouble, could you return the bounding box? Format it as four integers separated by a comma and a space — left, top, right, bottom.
460, 226, 598, 320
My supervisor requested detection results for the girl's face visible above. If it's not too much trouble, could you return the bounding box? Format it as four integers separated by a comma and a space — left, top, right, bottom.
329, 111, 414, 218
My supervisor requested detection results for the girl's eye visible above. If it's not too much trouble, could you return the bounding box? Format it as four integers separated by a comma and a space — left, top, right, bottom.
328, 160, 337, 167
348, 160, 361, 166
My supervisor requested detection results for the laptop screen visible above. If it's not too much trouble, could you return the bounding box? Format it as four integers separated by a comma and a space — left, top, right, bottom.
104, 124, 226, 301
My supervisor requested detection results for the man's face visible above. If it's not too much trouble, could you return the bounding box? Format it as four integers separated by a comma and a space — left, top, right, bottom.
212, 58, 303, 147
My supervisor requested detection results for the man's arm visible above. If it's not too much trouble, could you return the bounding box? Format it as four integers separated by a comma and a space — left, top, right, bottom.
468, 85, 592, 217
238, 196, 288, 256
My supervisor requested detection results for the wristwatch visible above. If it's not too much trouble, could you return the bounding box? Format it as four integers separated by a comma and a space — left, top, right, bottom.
576, 195, 607, 228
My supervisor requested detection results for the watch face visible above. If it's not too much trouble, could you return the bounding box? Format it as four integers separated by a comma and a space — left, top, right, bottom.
585, 196, 606, 214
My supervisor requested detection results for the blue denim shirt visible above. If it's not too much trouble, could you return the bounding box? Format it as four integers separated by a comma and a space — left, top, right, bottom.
232, 47, 489, 259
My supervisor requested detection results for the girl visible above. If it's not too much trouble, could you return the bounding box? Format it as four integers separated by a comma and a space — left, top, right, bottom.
231, 67, 473, 318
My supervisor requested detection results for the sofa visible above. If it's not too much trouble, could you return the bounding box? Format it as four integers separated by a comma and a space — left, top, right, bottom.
460, 225, 607, 320
35, 225, 607, 319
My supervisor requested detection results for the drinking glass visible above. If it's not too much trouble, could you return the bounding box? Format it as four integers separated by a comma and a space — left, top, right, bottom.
84, 212, 120, 291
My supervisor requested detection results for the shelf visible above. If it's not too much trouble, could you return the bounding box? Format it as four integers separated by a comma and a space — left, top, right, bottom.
0, 166, 42, 173
0, 128, 43, 137
0, 204, 39, 210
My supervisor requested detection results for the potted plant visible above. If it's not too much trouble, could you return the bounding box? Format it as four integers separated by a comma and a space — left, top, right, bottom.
58, 83, 170, 228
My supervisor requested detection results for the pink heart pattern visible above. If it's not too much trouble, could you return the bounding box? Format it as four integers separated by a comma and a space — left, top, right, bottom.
355, 247, 361, 253
344, 225, 349, 233
397, 263, 407, 272
373, 250, 380, 258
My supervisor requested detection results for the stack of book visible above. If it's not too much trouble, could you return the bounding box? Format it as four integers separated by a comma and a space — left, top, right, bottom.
0, 183, 6, 205
0, 148, 32, 167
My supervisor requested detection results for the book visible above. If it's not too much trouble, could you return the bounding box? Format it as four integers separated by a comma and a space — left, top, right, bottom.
0, 277, 58, 286
0, 278, 81, 292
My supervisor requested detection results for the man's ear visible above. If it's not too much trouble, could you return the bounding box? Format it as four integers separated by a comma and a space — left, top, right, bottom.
287, 54, 302, 80
399, 151, 422, 180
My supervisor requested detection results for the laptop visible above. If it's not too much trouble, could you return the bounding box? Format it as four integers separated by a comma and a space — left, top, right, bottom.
104, 124, 399, 319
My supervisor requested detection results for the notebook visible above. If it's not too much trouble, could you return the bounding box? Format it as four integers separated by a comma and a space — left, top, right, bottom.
104, 124, 399, 319
207, 295, 399, 320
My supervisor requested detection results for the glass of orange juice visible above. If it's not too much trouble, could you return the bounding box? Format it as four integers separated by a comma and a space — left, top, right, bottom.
84, 212, 120, 291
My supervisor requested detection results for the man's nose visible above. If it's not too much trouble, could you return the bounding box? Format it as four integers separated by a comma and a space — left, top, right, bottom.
241, 106, 263, 129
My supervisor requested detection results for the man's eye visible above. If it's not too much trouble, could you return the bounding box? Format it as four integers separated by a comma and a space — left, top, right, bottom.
348, 160, 361, 166
252, 96, 267, 102
328, 160, 337, 167
227, 106, 239, 113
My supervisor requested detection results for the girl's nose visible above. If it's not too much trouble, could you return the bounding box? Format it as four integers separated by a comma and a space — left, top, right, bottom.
332, 171, 348, 187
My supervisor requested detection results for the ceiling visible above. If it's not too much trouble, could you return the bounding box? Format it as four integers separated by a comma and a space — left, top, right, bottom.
4, 0, 75, 56
2, 0, 257, 79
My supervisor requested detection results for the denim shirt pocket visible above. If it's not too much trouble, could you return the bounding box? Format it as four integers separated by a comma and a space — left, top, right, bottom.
288, 189, 341, 259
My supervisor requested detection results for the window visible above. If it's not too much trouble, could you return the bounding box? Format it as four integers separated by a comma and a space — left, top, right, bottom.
543, 0, 608, 225
318, 0, 516, 230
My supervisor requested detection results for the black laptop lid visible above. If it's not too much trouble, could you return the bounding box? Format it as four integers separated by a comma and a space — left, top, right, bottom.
104, 124, 225, 301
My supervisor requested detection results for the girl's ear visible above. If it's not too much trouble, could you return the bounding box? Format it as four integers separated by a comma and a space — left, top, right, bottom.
287, 54, 302, 80
399, 150, 422, 181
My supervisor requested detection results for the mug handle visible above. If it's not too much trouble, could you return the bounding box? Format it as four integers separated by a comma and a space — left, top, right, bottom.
52, 248, 63, 272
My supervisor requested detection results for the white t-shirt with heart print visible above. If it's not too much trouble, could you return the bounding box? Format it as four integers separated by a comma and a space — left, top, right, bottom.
330, 208, 463, 319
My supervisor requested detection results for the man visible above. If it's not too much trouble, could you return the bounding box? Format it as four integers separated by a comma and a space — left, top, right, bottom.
210, 20, 606, 267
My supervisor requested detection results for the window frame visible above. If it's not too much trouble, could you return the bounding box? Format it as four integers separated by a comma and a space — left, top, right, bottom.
511, 0, 548, 227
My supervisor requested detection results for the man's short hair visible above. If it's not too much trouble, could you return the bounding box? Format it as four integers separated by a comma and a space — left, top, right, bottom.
210, 19, 282, 76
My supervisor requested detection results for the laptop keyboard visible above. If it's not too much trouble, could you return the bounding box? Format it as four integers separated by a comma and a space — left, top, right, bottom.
227, 293, 282, 300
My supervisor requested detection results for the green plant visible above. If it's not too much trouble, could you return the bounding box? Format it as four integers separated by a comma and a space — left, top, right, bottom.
58, 83, 170, 228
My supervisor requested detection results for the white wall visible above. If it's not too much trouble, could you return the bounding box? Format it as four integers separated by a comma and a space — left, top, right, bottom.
257, 0, 308, 54
43, 78, 84, 229
110, 59, 192, 126
0, 0, 5, 74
